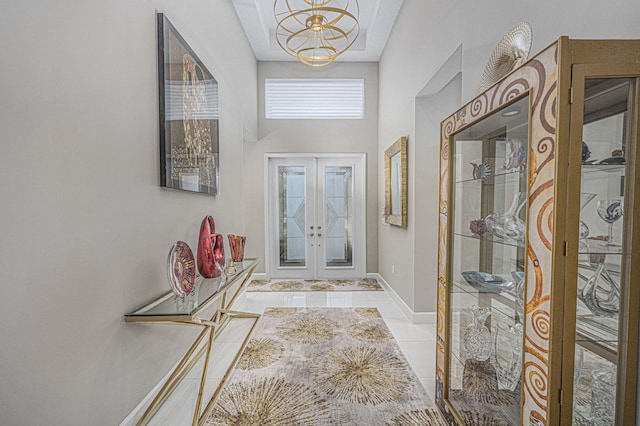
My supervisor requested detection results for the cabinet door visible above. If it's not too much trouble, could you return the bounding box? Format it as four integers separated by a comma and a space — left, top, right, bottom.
564, 65, 640, 425
445, 95, 529, 424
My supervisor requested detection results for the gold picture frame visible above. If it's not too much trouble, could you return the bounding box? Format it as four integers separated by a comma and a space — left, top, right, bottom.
384, 136, 408, 227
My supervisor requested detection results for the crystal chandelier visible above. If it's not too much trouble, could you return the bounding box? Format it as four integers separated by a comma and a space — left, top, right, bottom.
274, 0, 360, 67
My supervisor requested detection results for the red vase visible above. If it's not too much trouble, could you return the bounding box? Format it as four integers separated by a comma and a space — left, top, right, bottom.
228, 234, 246, 262
198, 216, 221, 278
212, 233, 225, 275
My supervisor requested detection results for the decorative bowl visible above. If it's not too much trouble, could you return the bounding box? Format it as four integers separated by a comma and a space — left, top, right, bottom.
462, 271, 515, 293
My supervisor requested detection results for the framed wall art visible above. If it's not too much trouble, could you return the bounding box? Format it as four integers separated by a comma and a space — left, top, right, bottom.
157, 13, 220, 195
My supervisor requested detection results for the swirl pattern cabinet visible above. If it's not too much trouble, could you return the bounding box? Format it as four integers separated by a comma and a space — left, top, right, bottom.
435, 38, 640, 425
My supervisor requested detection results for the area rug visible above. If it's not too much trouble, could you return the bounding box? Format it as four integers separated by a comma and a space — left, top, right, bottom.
204, 307, 443, 425
246, 278, 383, 292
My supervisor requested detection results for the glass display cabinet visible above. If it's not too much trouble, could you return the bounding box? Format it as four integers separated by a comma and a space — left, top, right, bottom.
436, 38, 640, 425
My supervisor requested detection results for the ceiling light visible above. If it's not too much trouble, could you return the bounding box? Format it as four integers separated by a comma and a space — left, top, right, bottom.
501, 107, 521, 117
274, 0, 360, 67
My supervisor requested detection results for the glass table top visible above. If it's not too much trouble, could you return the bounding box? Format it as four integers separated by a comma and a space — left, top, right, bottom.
125, 258, 260, 321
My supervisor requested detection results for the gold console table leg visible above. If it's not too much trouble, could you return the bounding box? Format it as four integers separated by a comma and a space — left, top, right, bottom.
197, 310, 261, 425
137, 323, 212, 425
133, 261, 262, 426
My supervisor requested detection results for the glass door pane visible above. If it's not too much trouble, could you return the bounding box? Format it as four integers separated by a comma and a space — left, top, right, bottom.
572, 78, 632, 425
278, 165, 307, 267
447, 96, 529, 424
323, 166, 353, 268
268, 156, 364, 279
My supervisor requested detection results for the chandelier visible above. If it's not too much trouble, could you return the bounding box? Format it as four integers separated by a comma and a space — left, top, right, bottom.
274, 0, 360, 67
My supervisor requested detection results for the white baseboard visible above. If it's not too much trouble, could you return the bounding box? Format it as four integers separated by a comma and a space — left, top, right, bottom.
368, 273, 436, 324
250, 272, 266, 281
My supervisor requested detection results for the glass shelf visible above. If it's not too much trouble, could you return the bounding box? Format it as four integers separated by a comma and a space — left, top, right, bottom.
576, 314, 618, 343
579, 239, 623, 255
578, 261, 620, 275
450, 234, 623, 254
125, 258, 260, 322
581, 163, 625, 173
455, 169, 526, 186
451, 280, 520, 319
576, 313, 619, 364
453, 232, 523, 249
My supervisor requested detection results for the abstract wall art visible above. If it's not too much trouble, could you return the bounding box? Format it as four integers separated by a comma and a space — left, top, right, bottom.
157, 13, 220, 195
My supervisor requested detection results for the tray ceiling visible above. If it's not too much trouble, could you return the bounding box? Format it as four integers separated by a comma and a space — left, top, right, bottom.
231, 0, 405, 62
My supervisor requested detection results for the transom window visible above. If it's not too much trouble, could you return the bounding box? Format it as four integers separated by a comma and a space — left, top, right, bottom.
265, 78, 365, 119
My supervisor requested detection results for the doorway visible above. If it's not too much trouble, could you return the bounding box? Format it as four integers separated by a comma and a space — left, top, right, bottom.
266, 154, 366, 279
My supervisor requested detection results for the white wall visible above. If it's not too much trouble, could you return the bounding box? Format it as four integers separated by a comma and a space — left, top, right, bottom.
378, 0, 640, 312
0, 1, 257, 424
244, 61, 379, 274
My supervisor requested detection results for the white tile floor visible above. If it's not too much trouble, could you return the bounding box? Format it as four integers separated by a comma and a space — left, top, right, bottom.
135, 286, 438, 425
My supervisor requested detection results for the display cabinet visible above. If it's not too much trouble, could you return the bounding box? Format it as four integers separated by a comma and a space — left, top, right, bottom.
435, 38, 640, 425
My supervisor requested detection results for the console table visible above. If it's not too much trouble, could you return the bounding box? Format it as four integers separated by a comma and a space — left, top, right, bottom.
125, 258, 260, 426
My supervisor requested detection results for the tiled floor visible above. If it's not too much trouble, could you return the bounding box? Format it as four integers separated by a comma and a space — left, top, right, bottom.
131, 286, 437, 425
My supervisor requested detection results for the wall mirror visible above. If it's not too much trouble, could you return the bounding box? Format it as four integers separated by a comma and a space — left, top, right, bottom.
384, 136, 408, 227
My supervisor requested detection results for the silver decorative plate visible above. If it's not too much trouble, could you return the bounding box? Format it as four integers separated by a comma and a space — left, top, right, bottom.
478, 22, 533, 93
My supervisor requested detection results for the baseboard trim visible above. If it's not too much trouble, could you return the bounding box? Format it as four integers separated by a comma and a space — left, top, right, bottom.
368, 273, 436, 324
250, 272, 266, 281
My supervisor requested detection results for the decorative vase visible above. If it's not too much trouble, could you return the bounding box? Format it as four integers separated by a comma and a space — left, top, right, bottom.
212, 234, 225, 277
167, 241, 196, 298
485, 192, 526, 244
198, 216, 219, 278
463, 306, 492, 361
493, 321, 523, 391
579, 253, 620, 317
228, 234, 247, 262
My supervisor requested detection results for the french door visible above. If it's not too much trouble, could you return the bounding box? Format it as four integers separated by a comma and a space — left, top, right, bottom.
266, 155, 366, 279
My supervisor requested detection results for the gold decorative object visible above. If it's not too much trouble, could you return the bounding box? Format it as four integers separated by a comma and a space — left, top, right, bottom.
477, 22, 533, 92
384, 136, 408, 227
274, 0, 360, 67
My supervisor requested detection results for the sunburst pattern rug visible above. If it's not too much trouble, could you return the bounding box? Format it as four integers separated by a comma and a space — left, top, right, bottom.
246, 278, 383, 292
204, 307, 443, 425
